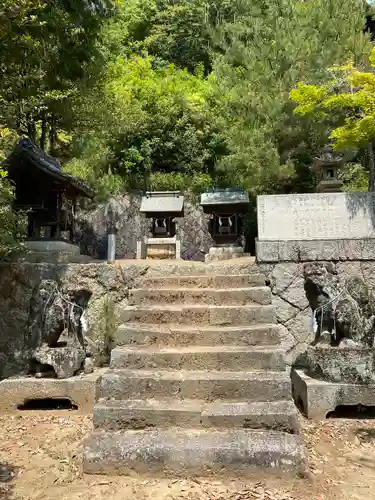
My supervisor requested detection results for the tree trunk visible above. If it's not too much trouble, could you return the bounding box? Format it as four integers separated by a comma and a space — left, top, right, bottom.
27, 119, 36, 143
49, 117, 57, 155
40, 116, 47, 150
368, 141, 375, 192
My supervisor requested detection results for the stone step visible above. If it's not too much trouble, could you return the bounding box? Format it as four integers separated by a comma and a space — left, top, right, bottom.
110, 346, 285, 371
93, 399, 299, 433
83, 428, 306, 476
129, 287, 271, 306
98, 369, 292, 402
133, 274, 266, 290
115, 323, 281, 347
121, 304, 276, 326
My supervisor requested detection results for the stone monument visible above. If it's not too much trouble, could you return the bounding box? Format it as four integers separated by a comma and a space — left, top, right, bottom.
136, 191, 184, 259
256, 192, 375, 262
256, 188, 375, 419
200, 188, 249, 262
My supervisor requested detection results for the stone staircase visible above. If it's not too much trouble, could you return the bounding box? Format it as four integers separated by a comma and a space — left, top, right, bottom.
83, 269, 305, 476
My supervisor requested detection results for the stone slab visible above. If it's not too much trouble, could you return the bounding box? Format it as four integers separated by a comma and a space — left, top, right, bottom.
83, 428, 306, 476
115, 324, 281, 347
93, 399, 299, 432
0, 369, 106, 413
257, 193, 375, 241
291, 368, 375, 420
256, 238, 375, 262
98, 369, 292, 402
109, 345, 285, 371
25, 241, 81, 253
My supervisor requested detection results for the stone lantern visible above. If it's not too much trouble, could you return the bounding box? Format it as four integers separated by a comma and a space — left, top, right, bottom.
312, 146, 344, 193
200, 188, 250, 262
136, 191, 184, 259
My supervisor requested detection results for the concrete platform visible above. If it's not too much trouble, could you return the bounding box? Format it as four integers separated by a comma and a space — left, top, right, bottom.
109, 345, 285, 371
121, 304, 277, 326
93, 399, 299, 433
291, 368, 375, 420
115, 323, 281, 347
98, 369, 292, 402
83, 428, 306, 476
0, 369, 106, 413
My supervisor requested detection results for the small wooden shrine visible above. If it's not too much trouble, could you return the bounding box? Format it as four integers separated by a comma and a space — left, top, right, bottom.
200, 188, 249, 247
7, 138, 93, 242
137, 191, 184, 259
312, 146, 344, 193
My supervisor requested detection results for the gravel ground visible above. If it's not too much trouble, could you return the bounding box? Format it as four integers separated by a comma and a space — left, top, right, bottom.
1, 411, 375, 500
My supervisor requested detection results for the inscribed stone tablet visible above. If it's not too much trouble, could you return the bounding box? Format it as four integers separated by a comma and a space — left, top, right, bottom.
257, 193, 375, 241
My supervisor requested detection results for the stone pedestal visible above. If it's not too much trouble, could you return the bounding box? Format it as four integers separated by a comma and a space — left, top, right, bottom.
306, 345, 375, 384
292, 368, 375, 420
136, 237, 181, 260
205, 246, 245, 263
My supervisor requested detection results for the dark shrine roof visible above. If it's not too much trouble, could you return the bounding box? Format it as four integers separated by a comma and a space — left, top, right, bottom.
7, 138, 94, 198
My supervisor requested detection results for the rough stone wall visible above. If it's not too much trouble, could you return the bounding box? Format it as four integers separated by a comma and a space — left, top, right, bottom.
76, 194, 214, 260
257, 261, 375, 368
2, 258, 374, 378
0, 263, 142, 379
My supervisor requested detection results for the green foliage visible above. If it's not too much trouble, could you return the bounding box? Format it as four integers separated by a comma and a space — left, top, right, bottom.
102, 0, 214, 73
290, 47, 375, 190
0, 129, 26, 258
2, 0, 373, 202
65, 54, 226, 194
0, 0, 113, 152
209, 0, 372, 193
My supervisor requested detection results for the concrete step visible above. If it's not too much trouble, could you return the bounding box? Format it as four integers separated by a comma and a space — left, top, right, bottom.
98, 369, 292, 402
110, 345, 285, 371
83, 428, 306, 476
133, 274, 266, 289
93, 399, 299, 433
115, 323, 281, 347
129, 287, 271, 306
121, 304, 276, 326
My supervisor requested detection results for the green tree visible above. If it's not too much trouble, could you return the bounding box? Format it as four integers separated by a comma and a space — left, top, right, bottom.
209, 0, 372, 193
0, 128, 26, 257
290, 47, 375, 191
65, 55, 226, 194
0, 0, 113, 153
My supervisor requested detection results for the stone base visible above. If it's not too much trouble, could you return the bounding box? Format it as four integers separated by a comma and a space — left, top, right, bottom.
205, 246, 245, 263
137, 238, 181, 260
291, 368, 375, 420
256, 238, 375, 262
26, 240, 81, 254
0, 369, 106, 413
306, 345, 375, 384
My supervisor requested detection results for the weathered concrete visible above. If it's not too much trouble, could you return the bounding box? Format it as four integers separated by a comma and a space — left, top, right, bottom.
0, 369, 106, 413
83, 429, 306, 476
292, 368, 375, 420
97, 369, 292, 402
93, 399, 299, 433
121, 304, 277, 326
129, 286, 272, 306
256, 238, 375, 263
115, 324, 281, 347
133, 273, 266, 289
109, 345, 285, 371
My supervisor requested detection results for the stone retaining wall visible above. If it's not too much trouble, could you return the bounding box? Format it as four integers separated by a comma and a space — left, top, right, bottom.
1, 259, 374, 378
258, 260, 375, 367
